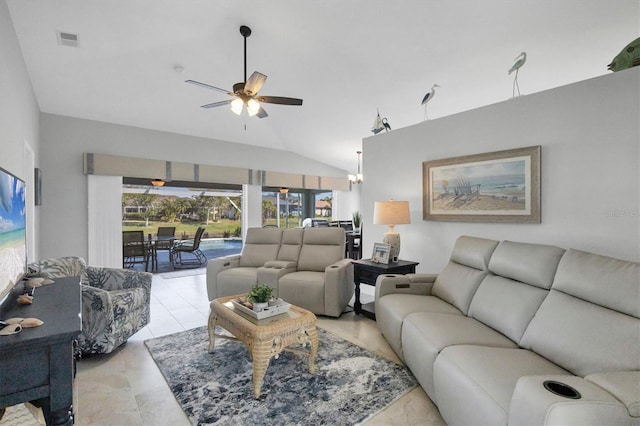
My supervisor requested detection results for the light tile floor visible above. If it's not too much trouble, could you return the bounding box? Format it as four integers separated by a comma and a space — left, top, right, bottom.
5, 271, 446, 426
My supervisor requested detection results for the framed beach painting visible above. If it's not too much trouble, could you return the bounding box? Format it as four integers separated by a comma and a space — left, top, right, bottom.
423, 146, 541, 223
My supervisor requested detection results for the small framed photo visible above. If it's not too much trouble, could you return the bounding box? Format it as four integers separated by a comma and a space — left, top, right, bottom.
372, 242, 391, 264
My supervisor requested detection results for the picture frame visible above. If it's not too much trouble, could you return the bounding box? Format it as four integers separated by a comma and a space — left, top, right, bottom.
371, 242, 391, 264
423, 146, 541, 223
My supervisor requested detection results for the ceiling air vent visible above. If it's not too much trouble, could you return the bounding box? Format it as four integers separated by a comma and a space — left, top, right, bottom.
57, 31, 79, 47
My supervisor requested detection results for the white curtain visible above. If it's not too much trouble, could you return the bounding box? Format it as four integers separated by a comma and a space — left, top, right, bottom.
88, 175, 122, 267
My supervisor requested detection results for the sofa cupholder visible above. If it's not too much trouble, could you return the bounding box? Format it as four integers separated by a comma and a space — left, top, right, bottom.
543, 380, 581, 399
330, 265, 339, 268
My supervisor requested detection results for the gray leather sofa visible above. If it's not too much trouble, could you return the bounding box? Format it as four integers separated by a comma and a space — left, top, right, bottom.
207, 227, 354, 317
375, 236, 639, 425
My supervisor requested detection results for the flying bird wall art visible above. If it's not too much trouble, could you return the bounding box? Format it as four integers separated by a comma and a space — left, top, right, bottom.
509, 52, 527, 97
608, 37, 640, 72
421, 84, 440, 120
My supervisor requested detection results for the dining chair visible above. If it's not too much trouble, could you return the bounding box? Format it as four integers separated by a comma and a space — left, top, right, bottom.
151, 226, 176, 271
122, 230, 150, 271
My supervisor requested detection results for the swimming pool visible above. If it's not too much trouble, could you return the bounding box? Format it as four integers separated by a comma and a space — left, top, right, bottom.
199, 238, 243, 252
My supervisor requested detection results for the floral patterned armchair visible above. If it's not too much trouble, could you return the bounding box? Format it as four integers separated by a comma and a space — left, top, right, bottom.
27, 256, 152, 355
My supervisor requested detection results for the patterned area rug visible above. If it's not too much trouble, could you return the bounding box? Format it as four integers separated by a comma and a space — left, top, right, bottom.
145, 326, 416, 425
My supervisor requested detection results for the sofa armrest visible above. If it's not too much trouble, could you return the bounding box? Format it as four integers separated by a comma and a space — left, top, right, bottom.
263, 260, 298, 269
509, 375, 633, 425
206, 255, 241, 300
257, 261, 298, 294
586, 371, 640, 418
323, 259, 355, 317
375, 273, 438, 300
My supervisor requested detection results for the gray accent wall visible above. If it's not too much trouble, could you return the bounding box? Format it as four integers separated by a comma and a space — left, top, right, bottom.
362, 68, 639, 269
0, 1, 40, 261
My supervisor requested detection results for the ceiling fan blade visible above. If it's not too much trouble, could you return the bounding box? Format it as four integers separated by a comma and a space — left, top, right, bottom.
244, 71, 267, 95
185, 79, 231, 95
256, 106, 268, 119
201, 100, 231, 109
258, 96, 303, 106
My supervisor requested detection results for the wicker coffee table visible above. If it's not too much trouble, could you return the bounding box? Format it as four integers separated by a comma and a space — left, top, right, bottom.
208, 294, 319, 399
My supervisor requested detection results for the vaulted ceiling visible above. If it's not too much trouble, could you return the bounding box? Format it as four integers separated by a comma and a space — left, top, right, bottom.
6, 0, 639, 171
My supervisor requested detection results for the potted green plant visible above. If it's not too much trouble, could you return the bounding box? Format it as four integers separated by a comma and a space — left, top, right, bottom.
247, 284, 273, 312
352, 211, 362, 234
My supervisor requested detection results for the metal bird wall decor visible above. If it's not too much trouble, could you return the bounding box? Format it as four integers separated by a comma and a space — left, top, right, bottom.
509, 52, 527, 97
382, 118, 391, 132
421, 84, 440, 120
608, 37, 640, 72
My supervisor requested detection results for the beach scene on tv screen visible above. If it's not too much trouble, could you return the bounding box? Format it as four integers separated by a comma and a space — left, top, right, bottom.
0, 169, 26, 300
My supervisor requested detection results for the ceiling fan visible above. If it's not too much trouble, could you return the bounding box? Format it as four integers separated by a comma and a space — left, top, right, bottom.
185, 25, 303, 119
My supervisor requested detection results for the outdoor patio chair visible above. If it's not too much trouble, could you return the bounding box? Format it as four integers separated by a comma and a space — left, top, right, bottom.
152, 226, 175, 270
171, 226, 207, 268
123, 230, 150, 271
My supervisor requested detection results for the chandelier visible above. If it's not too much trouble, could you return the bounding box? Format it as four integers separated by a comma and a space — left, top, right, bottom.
348, 151, 363, 184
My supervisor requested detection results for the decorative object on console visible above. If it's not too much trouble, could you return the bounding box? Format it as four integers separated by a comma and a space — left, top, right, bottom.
508, 52, 527, 97
373, 200, 411, 261
608, 37, 640, 72
423, 145, 541, 223
150, 179, 165, 187
348, 151, 363, 184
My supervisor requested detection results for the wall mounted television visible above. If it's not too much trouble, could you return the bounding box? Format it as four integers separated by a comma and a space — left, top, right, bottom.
0, 166, 27, 304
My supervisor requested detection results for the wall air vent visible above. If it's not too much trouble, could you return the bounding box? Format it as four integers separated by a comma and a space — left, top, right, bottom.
57, 31, 79, 47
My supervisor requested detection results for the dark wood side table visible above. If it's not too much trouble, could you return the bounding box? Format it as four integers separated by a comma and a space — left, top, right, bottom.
0, 276, 81, 426
352, 259, 419, 320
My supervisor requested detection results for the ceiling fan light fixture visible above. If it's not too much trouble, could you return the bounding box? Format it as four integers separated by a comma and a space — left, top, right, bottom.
230, 98, 244, 115
246, 99, 260, 116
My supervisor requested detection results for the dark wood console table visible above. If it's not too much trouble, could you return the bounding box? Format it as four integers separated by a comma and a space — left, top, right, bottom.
352, 259, 419, 320
0, 276, 81, 425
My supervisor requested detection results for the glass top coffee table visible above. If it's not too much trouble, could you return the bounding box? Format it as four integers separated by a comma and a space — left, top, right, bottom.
208, 294, 319, 399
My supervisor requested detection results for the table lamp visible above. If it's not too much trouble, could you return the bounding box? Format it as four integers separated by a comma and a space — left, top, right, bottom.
373, 200, 411, 261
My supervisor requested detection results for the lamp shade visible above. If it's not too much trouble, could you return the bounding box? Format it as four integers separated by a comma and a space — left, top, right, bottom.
373, 201, 411, 225
373, 200, 410, 261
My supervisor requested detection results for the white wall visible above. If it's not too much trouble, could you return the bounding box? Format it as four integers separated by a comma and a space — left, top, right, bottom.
38, 113, 351, 260
362, 68, 639, 271
0, 0, 40, 261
